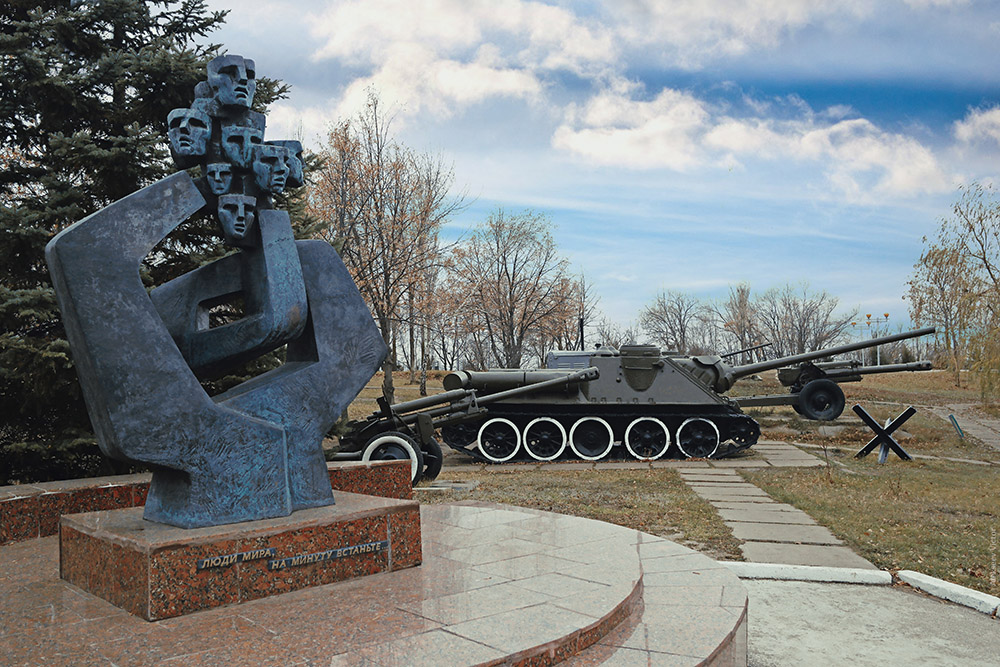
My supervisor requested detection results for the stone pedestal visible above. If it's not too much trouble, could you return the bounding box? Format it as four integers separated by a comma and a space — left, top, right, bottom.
59, 491, 421, 620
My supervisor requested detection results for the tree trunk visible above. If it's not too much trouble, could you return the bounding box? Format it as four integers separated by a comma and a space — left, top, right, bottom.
408, 288, 416, 384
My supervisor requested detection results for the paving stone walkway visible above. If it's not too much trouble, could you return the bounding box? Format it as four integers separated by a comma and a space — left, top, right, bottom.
677, 442, 878, 570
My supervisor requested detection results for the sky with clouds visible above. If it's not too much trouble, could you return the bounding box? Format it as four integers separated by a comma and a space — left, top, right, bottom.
203, 0, 1000, 330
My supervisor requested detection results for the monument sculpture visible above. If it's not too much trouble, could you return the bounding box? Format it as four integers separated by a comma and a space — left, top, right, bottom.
46, 55, 387, 529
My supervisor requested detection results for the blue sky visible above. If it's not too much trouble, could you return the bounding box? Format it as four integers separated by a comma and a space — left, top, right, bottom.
203, 0, 1000, 328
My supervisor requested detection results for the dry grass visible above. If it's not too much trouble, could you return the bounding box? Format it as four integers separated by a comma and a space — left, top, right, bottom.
418, 468, 744, 561
744, 458, 1000, 598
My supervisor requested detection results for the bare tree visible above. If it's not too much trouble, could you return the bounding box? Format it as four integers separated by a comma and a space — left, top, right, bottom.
712, 283, 759, 360
639, 289, 703, 353
593, 318, 640, 350
308, 90, 466, 402
755, 283, 855, 357
450, 209, 571, 369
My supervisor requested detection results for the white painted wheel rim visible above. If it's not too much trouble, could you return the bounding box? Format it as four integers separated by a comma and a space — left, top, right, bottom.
624, 417, 670, 461
676, 418, 720, 459
362, 434, 419, 481
522, 417, 567, 461
477, 417, 521, 463
569, 417, 614, 461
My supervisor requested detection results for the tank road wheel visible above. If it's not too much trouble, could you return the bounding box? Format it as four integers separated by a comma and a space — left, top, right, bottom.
797, 379, 846, 421
477, 418, 521, 463
522, 417, 567, 461
441, 422, 478, 449
676, 418, 720, 459
421, 437, 444, 482
362, 431, 425, 485
624, 417, 670, 460
569, 417, 614, 461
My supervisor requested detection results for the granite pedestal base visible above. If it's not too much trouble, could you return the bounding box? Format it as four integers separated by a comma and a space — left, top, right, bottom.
59, 491, 421, 621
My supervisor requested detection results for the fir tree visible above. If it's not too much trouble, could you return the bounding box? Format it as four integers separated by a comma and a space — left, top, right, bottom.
0, 1, 271, 482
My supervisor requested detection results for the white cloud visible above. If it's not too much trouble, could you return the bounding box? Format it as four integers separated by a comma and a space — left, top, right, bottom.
331, 42, 543, 121
307, 0, 615, 117
552, 84, 710, 170
555, 85, 953, 197
264, 103, 337, 147
954, 106, 1000, 146
611, 0, 869, 67
902, 0, 970, 7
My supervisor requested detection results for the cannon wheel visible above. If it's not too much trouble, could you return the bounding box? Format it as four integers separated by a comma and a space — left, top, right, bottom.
421, 437, 443, 482
441, 422, 478, 449
797, 379, 845, 421
362, 431, 424, 485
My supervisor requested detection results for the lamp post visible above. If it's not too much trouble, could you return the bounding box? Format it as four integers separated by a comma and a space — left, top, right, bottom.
852, 312, 890, 365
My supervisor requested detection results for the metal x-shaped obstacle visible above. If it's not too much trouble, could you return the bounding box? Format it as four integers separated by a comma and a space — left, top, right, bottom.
853, 404, 915, 463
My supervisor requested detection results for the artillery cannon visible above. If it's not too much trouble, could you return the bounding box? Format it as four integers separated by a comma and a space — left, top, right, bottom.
715, 327, 935, 420
334, 367, 600, 484
436, 327, 936, 464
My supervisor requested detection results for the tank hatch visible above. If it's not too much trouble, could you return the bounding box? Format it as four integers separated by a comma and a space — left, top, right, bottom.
619, 345, 663, 392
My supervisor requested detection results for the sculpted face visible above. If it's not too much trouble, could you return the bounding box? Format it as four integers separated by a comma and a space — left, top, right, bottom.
217, 194, 256, 245
221, 124, 263, 169
205, 163, 233, 195
207, 55, 256, 109
268, 140, 304, 188
167, 108, 211, 157
252, 145, 291, 193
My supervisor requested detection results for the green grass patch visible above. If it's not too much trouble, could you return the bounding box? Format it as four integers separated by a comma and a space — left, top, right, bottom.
419, 468, 743, 561
744, 459, 1000, 598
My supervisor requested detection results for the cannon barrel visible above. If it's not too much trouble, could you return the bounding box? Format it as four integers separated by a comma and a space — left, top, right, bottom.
443, 367, 597, 393
730, 327, 935, 381
388, 388, 473, 414
823, 360, 932, 379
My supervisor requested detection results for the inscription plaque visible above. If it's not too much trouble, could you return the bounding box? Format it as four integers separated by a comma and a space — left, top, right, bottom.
268, 540, 389, 570
196, 547, 276, 570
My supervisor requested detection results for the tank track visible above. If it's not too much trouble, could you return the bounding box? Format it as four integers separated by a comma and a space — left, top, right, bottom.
440, 403, 759, 464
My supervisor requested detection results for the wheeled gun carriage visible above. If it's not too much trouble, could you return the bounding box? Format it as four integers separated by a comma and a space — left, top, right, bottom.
724, 326, 935, 420
334, 367, 600, 484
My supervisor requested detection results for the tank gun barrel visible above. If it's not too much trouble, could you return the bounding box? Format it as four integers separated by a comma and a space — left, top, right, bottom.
443, 366, 598, 393
473, 366, 599, 404
731, 327, 936, 380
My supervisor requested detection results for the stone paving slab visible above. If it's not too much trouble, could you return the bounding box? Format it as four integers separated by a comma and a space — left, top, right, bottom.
688, 486, 771, 497
706, 460, 770, 468
650, 460, 711, 468
744, 579, 1000, 666
724, 522, 843, 545
696, 493, 779, 504
716, 508, 818, 525
739, 541, 877, 569
683, 482, 758, 489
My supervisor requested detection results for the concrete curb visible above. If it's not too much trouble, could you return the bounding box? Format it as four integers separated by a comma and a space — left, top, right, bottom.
719, 562, 892, 585
896, 570, 1000, 617
719, 562, 1000, 618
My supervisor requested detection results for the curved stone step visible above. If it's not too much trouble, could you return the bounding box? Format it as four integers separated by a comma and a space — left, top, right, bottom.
0, 501, 746, 666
